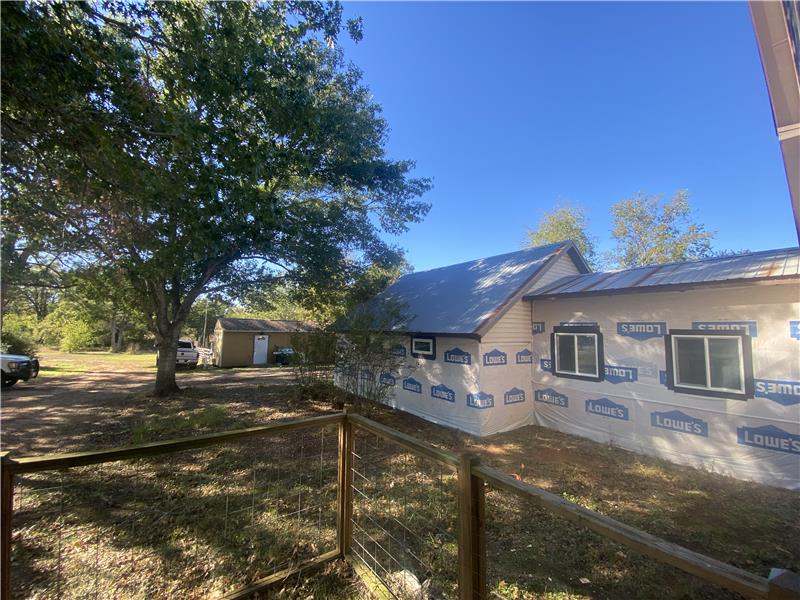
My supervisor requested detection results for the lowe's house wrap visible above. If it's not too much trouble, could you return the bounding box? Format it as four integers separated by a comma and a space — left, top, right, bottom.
337, 243, 800, 489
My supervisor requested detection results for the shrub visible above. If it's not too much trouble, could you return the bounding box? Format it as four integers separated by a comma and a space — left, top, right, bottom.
60, 319, 96, 352
0, 329, 39, 357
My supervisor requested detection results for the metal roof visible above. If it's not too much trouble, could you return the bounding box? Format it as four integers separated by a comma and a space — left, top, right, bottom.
359, 241, 581, 336
525, 247, 800, 299
216, 318, 317, 333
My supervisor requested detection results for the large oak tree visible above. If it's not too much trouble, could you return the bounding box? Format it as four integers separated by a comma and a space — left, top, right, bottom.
2, 1, 431, 395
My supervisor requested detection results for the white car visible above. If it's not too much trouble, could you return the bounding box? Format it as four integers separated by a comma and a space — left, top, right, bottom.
1, 353, 40, 388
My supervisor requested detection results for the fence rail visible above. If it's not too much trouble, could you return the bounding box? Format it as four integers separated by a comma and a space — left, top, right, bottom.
2, 411, 797, 600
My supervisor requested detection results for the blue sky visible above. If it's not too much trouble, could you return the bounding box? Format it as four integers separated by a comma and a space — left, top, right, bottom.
339, 1, 797, 272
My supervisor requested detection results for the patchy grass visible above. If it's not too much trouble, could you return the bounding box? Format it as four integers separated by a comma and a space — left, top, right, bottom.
37, 349, 157, 377
4, 364, 798, 599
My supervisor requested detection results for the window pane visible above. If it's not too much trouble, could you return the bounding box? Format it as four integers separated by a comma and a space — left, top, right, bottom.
414, 340, 431, 353
556, 334, 576, 373
576, 335, 597, 375
675, 337, 707, 387
708, 338, 742, 390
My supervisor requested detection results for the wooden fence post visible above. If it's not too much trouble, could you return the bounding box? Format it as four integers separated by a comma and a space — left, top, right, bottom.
768, 568, 800, 600
458, 453, 487, 600
337, 410, 354, 558
1, 453, 14, 600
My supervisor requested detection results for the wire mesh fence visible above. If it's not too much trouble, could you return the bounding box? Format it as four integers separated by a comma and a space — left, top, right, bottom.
349, 425, 460, 600
9, 423, 340, 599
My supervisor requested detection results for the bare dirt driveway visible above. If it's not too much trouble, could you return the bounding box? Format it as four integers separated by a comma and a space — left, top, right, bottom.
0, 350, 329, 455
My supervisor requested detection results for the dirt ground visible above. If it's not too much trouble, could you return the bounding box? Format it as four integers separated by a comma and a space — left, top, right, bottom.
2, 350, 799, 599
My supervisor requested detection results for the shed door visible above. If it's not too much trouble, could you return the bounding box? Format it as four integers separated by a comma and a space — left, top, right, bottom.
253, 335, 269, 365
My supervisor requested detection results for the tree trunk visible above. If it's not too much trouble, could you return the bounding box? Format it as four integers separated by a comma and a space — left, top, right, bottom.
153, 324, 182, 397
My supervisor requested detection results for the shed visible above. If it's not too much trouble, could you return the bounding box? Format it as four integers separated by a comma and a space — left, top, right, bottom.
339, 243, 800, 489
213, 318, 316, 368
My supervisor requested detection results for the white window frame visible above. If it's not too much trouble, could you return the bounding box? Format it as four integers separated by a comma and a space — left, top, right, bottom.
671, 334, 746, 395
554, 332, 599, 378
411, 336, 435, 357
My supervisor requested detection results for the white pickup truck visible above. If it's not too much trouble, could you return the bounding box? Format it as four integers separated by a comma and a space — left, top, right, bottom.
176, 340, 199, 369
1, 353, 40, 388
156, 340, 199, 369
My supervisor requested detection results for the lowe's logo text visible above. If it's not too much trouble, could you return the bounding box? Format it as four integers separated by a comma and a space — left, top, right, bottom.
467, 392, 494, 409
604, 365, 638, 384
516, 349, 534, 364
504, 387, 526, 405
692, 321, 758, 337
532, 322, 545, 335
402, 378, 422, 394
444, 347, 471, 365
483, 349, 507, 366
431, 383, 456, 402
754, 379, 800, 406
651, 410, 708, 437
586, 398, 629, 421
390, 344, 406, 357
540, 358, 553, 373
535, 388, 568, 407
791, 321, 800, 340
737, 425, 800, 455
379, 372, 396, 386
617, 322, 667, 341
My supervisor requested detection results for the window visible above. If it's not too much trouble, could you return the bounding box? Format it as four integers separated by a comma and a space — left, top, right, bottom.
411, 336, 436, 360
550, 325, 604, 382
665, 330, 753, 400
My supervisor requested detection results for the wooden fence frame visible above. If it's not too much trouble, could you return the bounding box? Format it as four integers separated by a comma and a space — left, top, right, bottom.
1, 411, 798, 600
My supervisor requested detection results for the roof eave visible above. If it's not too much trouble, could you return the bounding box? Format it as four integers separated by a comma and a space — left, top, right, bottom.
523, 274, 800, 301
473, 242, 587, 338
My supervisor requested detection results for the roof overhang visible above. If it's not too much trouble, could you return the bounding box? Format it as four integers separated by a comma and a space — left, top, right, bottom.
749, 1, 800, 241
472, 242, 590, 338
524, 274, 799, 302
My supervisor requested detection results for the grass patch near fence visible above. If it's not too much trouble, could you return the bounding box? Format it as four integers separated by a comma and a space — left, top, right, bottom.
5, 366, 799, 599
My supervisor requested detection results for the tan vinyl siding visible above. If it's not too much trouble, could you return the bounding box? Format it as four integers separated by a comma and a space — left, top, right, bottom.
481, 300, 532, 344
526, 253, 582, 293
482, 253, 582, 345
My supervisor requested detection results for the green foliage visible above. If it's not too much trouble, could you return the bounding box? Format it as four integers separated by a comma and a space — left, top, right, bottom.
290, 330, 339, 404
3, 1, 430, 394
609, 190, 715, 268
59, 319, 96, 353
526, 205, 598, 268
334, 299, 411, 412
0, 328, 39, 357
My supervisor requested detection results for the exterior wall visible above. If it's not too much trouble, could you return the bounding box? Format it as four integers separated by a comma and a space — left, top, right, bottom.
526, 252, 582, 292
377, 336, 483, 435
216, 330, 296, 367
372, 330, 538, 437
530, 283, 800, 490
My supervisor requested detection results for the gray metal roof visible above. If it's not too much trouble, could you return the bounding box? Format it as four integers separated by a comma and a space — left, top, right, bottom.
363, 241, 581, 335
216, 318, 317, 333
525, 247, 800, 299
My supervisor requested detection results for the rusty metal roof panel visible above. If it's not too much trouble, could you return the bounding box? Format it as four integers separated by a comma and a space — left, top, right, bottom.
526, 247, 800, 298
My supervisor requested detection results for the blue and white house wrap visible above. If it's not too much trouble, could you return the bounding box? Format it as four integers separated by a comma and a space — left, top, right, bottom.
337, 244, 800, 489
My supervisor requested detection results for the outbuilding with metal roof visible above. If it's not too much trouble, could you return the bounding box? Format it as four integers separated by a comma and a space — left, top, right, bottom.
212, 318, 316, 368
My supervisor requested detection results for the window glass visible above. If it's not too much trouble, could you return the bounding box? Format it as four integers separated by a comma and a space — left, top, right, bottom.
178, 341, 193, 349
675, 337, 706, 386
556, 334, 576, 373
576, 335, 597, 375
708, 338, 742, 391
412, 338, 432, 354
